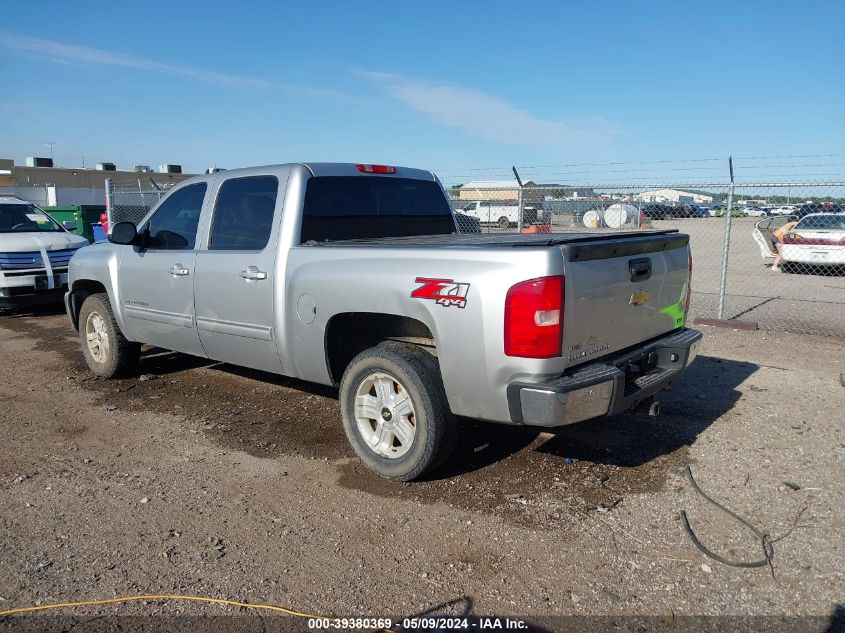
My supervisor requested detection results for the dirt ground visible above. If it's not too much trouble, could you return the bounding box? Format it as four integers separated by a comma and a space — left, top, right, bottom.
0, 308, 843, 631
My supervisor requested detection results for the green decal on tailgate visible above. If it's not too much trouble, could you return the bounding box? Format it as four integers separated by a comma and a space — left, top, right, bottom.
659, 283, 689, 328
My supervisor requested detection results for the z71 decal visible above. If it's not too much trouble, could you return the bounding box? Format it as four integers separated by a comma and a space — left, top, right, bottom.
411, 277, 470, 309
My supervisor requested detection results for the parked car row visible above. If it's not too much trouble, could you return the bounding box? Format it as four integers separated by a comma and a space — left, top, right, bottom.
640, 202, 699, 219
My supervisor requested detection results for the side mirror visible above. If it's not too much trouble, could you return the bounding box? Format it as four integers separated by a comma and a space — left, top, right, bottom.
109, 222, 139, 245
62, 220, 78, 232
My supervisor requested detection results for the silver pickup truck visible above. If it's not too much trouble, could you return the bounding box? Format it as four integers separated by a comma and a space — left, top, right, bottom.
66, 163, 702, 480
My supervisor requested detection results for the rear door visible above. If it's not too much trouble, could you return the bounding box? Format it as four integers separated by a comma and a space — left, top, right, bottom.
193, 173, 284, 374
118, 182, 208, 356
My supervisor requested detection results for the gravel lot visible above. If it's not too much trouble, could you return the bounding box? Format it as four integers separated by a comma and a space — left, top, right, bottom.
0, 309, 843, 631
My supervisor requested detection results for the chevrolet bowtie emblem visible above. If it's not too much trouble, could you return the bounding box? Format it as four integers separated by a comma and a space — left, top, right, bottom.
629, 289, 650, 306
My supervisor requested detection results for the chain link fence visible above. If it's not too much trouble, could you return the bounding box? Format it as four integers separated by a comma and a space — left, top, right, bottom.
105, 177, 177, 228
105, 175, 844, 338
449, 181, 845, 338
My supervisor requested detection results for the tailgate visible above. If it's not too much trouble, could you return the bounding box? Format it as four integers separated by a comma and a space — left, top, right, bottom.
560, 233, 690, 369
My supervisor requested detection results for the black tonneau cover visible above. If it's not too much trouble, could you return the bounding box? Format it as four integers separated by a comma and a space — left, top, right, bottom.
306, 230, 687, 259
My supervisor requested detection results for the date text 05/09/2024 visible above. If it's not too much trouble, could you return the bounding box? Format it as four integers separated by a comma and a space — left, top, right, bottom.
307, 617, 529, 630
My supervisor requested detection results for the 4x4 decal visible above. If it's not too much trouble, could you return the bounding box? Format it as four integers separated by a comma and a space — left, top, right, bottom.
411, 277, 470, 309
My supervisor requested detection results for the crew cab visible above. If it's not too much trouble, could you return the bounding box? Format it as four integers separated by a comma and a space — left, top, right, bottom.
0, 195, 89, 310
65, 163, 701, 480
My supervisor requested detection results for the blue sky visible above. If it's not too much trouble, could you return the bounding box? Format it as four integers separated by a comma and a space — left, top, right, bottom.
1, 0, 842, 184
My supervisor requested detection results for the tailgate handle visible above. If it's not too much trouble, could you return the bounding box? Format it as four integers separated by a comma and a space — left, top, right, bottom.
629, 257, 652, 282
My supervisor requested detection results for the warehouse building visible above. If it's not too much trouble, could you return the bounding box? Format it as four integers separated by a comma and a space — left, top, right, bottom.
634, 188, 714, 204
0, 158, 193, 206
457, 180, 595, 201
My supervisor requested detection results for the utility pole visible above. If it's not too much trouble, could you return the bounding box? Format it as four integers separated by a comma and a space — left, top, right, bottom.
41, 141, 60, 161
512, 166, 524, 232
717, 157, 735, 320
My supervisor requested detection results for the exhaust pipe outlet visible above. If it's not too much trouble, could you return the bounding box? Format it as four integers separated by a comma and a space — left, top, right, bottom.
648, 400, 661, 417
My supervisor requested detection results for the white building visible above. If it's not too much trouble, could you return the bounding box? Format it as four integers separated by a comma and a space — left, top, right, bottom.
458, 180, 594, 201
458, 180, 522, 201
634, 188, 714, 204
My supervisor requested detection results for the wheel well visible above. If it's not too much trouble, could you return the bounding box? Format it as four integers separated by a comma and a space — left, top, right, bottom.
325, 313, 435, 384
69, 280, 108, 330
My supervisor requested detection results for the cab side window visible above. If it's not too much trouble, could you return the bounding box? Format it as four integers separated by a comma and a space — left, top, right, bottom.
209, 176, 278, 251
146, 183, 207, 250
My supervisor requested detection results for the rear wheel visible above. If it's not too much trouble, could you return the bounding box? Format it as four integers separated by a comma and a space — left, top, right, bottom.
339, 341, 457, 481
79, 293, 140, 378
497, 216, 511, 228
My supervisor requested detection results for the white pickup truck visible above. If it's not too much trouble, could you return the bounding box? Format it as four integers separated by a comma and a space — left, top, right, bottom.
457, 200, 547, 228
66, 163, 701, 480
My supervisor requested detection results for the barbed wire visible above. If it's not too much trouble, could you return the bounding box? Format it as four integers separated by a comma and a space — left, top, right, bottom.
433, 153, 845, 175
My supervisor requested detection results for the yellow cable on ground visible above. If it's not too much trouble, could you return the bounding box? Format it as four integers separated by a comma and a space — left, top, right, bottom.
0, 594, 323, 618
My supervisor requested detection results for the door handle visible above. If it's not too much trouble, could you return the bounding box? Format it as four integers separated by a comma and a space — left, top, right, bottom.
240, 266, 267, 281
168, 264, 190, 277
628, 257, 652, 282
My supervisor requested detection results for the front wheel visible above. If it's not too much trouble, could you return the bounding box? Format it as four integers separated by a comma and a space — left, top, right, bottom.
339, 341, 457, 481
78, 293, 140, 378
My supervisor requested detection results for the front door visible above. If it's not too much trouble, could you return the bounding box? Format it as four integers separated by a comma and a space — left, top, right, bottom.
118, 182, 208, 357
193, 174, 283, 374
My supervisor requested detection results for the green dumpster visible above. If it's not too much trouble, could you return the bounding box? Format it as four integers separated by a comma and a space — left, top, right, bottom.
43, 205, 106, 243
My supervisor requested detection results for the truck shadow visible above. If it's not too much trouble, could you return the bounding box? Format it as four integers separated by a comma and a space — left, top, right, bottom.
138, 349, 338, 400
139, 346, 218, 375
338, 355, 758, 527
431, 355, 757, 478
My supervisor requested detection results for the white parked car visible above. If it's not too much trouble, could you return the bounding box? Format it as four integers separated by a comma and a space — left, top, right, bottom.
0, 195, 89, 310
780, 212, 845, 270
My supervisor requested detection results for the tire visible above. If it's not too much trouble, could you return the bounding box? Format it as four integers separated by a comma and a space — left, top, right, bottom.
497, 216, 511, 228
339, 341, 457, 481
78, 293, 140, 378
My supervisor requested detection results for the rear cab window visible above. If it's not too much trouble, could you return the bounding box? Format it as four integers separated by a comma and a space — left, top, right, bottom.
299, 176, 455, 243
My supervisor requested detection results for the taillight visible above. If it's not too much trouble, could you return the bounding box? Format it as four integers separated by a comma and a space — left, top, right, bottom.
782, 234, 843, 246
504, 276, 564, 358
356, 164, 397, 174
684, 252, 693, 323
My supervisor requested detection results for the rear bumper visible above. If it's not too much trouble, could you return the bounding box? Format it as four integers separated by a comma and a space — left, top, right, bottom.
781, 244, 845, 265
507, 328, 703, 427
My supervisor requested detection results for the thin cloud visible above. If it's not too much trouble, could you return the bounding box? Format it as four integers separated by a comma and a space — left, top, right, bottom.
0, 33, 344, 99
358, 70, 615, 148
